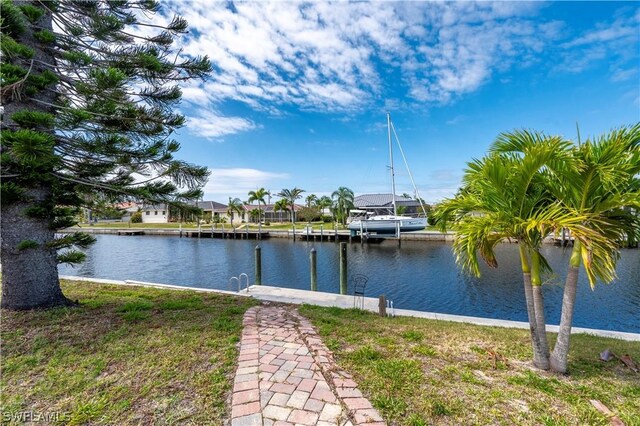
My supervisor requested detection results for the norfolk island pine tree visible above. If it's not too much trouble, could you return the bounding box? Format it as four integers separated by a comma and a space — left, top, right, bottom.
0, 0, 211, 309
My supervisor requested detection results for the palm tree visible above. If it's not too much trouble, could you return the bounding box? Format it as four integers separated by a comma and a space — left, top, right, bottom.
249, 208, 261, 223
305, 194, 318, 208
274, 199, 289, 223
512, 125, 639, 373
434, 130, 583, 370
248, 187, 268, 223
277, 188, 305, 224
226, 197, 244, 228
317, 195, 333, 219
331, 187, 354, 225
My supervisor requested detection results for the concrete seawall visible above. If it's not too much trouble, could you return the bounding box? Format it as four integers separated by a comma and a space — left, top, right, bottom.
61, 275, 640, 342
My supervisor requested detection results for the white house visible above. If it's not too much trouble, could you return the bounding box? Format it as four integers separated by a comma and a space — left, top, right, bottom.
141, 204, 169, 223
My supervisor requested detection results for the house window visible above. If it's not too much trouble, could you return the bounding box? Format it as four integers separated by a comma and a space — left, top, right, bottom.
154, 211, 158, 215
162, 211, 165, 215
146, 211, 150, 215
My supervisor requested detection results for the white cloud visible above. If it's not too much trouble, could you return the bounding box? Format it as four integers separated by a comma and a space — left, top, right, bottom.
556, 9, 639, 77
163, 1, 557, 113
203, 168, 289, 200
188, 111, 257, 139
147, 2, 636, 130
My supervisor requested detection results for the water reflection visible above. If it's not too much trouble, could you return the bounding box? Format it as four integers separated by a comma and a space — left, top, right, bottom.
60, 234, 640, 332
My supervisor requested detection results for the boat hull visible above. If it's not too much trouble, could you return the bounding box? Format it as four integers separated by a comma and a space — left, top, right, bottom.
347, 217, 427, 234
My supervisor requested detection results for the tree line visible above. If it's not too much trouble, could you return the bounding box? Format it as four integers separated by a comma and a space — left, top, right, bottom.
225, 186, 357, 226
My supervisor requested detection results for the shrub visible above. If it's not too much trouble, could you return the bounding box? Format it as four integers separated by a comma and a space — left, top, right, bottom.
130, 211, 142, 223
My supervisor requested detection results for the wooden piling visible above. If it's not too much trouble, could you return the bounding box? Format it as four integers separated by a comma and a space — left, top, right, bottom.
310, 248, 317, 291
255, 245, 262, 285
339, 242, 347, 295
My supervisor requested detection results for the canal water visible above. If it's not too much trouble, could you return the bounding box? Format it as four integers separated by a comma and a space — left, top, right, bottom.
59, 234, 640, 333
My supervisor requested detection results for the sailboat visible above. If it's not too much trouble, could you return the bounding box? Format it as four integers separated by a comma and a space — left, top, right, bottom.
348, 113, 428, 235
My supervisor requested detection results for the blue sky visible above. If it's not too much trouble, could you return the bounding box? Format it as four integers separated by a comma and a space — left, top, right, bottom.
155, 1, 639, 203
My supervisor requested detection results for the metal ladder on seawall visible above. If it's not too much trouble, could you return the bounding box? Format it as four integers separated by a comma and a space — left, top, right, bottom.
228, 273, 250, 292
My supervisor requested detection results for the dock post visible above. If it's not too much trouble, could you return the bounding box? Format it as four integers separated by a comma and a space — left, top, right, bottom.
179, 223, 183, 238
378, 295, 387, 317
339, 242, 347, 295
292, 224, 296, 242
310, 248, 317, 291
320, 225, 323, 242
255, 245, 262, 285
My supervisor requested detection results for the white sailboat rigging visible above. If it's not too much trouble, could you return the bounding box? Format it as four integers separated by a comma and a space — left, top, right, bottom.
348, 113, 427, 235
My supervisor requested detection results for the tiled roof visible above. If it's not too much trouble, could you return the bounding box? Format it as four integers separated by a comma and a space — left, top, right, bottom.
142, 203, 167, 211
353, 193, 417, 208
196, 200, 228, 211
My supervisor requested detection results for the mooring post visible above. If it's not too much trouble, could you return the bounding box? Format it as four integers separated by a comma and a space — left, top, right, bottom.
339, 242, 347, 295
310, 248, 317, 291
255, 245, 262, 285
320, 224, 324, 242
179, 222, 182, 238
292, 224, 296, 242
378, 295, 387, 317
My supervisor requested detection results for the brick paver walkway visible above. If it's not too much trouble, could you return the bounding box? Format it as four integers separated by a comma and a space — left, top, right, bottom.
231, 304, 386, 426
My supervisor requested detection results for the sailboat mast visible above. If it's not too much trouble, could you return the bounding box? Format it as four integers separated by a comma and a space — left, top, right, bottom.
387, 112, 397, 216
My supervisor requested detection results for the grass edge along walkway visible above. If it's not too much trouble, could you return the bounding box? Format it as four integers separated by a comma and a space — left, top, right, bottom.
1, 279, 259, 425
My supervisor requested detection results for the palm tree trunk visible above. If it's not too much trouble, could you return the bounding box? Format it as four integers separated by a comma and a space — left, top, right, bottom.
531, 251, 550, 361
520, 246, 550, 369
550, 242, 581, 373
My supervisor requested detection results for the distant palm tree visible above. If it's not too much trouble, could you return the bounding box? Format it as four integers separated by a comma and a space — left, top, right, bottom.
248, 187, 268, 223
274, 199, 289, 223
277, 188, 305, 224
332, 186, 354, 225
317, 195, 333, 218
249, 208, 261, 223
226, 198, 244, 228
305, 194, 318, 208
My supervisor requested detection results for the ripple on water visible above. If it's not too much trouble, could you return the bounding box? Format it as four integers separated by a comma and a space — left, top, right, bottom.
59, 235, 640, 333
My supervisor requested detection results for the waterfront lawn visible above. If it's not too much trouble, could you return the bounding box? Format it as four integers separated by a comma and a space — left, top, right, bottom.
1, 280, 258, 425
300, 305, 640, 426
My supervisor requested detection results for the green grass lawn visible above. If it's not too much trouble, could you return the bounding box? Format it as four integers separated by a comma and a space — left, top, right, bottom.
4, 282, 635, 425
299, 305, 640, 426
1, 280, 258, 425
